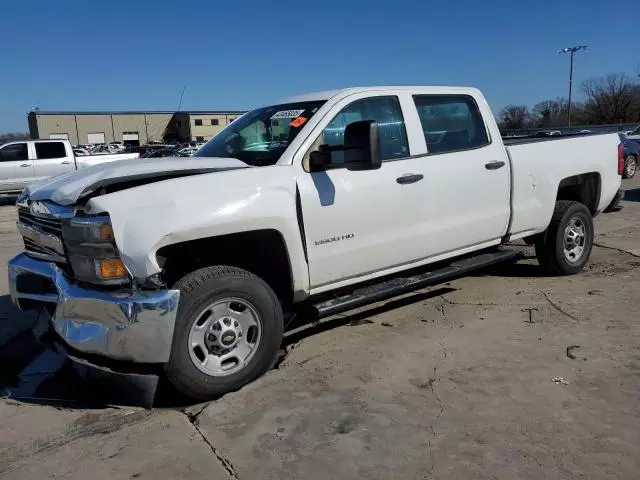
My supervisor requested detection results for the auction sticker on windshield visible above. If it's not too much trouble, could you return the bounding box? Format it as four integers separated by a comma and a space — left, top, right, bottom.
271, 109, 306, 119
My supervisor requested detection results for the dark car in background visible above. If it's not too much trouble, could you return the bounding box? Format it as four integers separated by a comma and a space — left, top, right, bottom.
140, 149, 176, 158
621, 132, 640, 179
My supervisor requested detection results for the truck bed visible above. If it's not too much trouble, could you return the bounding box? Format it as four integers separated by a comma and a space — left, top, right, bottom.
502, 131, 617, 146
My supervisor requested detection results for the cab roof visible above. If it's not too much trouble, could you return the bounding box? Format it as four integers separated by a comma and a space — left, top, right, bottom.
276, 86, 478, 104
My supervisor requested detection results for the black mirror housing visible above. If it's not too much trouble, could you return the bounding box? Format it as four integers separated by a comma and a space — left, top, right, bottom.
309, 120, 381, 171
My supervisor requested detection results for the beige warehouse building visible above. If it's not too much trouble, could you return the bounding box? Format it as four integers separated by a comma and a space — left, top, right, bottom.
28, 110, 246, 146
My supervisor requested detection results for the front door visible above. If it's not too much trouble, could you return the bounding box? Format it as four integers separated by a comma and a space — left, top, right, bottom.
297, 95, 430, 289
32, 141, 75, 181
0, 142, 34, 193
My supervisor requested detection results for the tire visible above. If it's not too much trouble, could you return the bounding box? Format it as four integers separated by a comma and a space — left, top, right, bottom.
623, 155, 636, 179
535, 200, 594, 275
165, 266, 283, 400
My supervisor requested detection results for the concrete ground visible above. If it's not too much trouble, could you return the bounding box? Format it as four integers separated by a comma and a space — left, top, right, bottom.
1, 178, 639, 480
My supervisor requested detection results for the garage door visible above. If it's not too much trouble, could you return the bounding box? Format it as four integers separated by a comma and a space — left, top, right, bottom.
88, 132, 105, 144
122, 132, 139, 141
49, 133, 69, 140
122, 132, 140, 147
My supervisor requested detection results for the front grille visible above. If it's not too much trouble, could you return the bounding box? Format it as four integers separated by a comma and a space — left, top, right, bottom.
23, 238, 66, 263
18, 206, 67, 264
18, 207, 63, 236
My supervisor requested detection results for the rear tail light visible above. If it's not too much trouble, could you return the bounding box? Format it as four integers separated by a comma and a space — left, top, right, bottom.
618, 143, 624, 176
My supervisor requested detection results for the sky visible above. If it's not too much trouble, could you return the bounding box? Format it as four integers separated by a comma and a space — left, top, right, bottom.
1, 0, 638, 132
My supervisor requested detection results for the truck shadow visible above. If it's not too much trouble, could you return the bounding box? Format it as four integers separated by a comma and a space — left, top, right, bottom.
472, 261, 552, 278
282, 286, 457, 348
0, 195, 18, 206
623, 188, 640, 202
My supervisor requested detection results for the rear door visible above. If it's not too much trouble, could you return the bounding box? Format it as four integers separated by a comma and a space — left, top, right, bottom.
0, 142, 34, 193
33, 141, 75, 181
409, 93, 511, 253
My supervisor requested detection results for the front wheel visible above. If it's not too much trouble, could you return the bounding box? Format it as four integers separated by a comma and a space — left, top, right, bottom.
623, 155, 636, 179
165, 266, 283, 400
535, 200, 594, 275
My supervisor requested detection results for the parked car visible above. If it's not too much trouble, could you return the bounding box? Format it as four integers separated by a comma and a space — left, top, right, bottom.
9, 86, 623, 401
624, 124, 639, 139
141, 149, 176, 158
72, 148, 91, 156
0, 139, 139, 195
176, 147, 198, 157
620, 133, 640, 179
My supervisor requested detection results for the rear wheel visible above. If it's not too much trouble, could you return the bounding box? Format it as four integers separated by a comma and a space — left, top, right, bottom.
165, 266, 283, 400
535, 200, 594, 275
623, 155, 636, 179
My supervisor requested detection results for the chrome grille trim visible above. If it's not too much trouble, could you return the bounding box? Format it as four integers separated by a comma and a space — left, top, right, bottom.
18, 207, 63, 236
22, 238, 66, 263
16, 200, 75, 265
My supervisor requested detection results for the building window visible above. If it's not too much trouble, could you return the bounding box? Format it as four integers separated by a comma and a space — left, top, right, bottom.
228, 118, 235, 123
196, 136, 204, 142
177, 121, 182, 128
211, 119, 219, 126
195, 119, 203, 126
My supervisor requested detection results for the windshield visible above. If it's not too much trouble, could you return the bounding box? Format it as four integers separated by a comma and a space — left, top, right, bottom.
631, 125, 640, 136
194, 101, 325, 166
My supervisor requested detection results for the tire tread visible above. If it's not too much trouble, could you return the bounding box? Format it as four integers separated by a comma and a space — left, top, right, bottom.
166, 265, 283, 400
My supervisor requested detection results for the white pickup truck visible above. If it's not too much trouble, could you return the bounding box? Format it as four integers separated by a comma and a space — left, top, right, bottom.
8, 86, 624, 401
0, 139, 139, 195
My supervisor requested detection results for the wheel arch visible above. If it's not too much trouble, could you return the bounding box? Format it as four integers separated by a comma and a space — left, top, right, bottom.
156, 229, 296, 306
556, 172, 601, 215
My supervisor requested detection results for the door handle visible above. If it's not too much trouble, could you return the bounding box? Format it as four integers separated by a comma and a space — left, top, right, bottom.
20, 164, 31, 167
485, 161, 506, 170
61, 161, 72, 164
396, 174, 424, 185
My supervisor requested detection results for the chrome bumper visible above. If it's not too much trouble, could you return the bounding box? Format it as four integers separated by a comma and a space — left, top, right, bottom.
8, 253, 180, 364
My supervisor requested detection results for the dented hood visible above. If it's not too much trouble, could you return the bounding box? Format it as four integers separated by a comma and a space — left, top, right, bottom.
23, 156, 250, 205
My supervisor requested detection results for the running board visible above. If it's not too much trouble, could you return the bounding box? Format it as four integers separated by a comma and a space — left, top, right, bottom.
313, 249, 520, 318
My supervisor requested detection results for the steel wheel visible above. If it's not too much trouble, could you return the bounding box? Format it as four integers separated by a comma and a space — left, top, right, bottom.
563, 216, 586, 263
188, 297, 262, 377
625, 156, 636, 178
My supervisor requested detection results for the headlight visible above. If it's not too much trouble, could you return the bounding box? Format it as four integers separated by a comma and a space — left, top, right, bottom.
62, 216, 128, 285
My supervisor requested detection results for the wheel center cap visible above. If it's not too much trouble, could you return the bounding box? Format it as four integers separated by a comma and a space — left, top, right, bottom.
220, 330, 237, 346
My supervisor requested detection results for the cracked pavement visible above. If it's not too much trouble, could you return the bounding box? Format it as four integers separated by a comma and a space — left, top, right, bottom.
1, 179, 640, 479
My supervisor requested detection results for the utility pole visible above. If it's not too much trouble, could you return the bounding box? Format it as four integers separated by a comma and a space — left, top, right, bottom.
558, 45, 587, 126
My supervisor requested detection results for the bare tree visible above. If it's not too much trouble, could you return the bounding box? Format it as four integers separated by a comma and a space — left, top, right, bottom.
532, 98, 568, 127
582, 74, 640, 124
497, 105, 530, 130
0, 132, 29, 144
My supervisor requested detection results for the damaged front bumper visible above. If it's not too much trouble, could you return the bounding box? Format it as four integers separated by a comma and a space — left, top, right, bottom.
8, 253, 180, 364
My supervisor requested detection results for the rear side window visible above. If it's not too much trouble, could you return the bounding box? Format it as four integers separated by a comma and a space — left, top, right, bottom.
413, 95, 489, 154
0, 143, 28, 162
322, 96, 409, 161
35, 142, 66, 159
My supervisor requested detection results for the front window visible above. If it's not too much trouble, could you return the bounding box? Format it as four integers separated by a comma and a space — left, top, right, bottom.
195, 101, 325, 166
0, 143, 28, 162
631, 124, 640, 136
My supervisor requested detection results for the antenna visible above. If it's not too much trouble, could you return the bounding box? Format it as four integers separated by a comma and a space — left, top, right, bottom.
177, 85, 187, 111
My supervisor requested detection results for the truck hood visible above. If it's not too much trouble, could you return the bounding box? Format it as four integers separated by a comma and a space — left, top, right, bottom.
23, 156, 250, 205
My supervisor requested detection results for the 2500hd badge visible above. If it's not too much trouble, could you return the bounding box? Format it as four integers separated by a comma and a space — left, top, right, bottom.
314, 233, 355, 246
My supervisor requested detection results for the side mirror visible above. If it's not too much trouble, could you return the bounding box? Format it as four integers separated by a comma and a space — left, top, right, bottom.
309, 120, 381, 172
